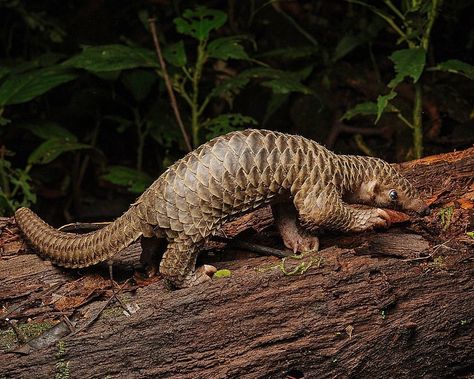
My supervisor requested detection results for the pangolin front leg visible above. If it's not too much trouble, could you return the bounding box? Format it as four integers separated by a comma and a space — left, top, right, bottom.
294, 185, 391, 232
272, 203, 319, 254
159, 236, 217, 288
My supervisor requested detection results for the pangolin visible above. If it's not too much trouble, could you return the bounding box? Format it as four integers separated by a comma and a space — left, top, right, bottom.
15, 129, 429, 288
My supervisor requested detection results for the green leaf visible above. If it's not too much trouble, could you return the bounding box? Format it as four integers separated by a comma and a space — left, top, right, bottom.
376, 91, 397, 123
210, 75, 251, 100
430, 59, 474, 80
388, 48, 426, 88
214, 269, 231, 278
207, 36, 249, 60
21, 122, 77, 141
332, 20, 383, 62
174, 7, 227, 41
102, 166, 153, 194
63, 45, 158, 72
163, 41, 187, 67
0, 67, 77, 106
262, 76, 311, 95
333, 34, 365, 63
205, 113, 257, 140
260, 66, 314, 95
342, 101, 398, 121
466, 231, 474, 239
342, 102, 378, 120
28, 139, 90, 165
121, 69, 157, 102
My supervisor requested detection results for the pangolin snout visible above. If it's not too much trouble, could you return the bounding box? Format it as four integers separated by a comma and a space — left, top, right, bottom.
407, 199, 430, 216
420, 206, 431, 216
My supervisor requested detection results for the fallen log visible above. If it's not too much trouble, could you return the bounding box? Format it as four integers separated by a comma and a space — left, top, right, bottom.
0, 147, 473, 378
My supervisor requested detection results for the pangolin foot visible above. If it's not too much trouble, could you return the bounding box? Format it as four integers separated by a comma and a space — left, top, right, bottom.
283, 233, 319, 255
182, 264, 217, 287
367, 209, 391, 230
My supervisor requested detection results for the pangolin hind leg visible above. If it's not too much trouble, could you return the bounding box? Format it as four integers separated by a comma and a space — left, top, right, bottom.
140, 236, 167, 276
272, 203, 319, 254
159, 236, 217, 288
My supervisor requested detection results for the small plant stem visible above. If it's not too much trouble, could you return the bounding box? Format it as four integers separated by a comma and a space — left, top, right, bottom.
148, 18, 192, 152
347, 0, 407, 43
191, 40, 207, 147
396, 112, 415, 129
384, 0, 405, 21
422, 0, 442, 51
354, 134, 375, 156
412, 83, 423, 158
411, 0, 441, 159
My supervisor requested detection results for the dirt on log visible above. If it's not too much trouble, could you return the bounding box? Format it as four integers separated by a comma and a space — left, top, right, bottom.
0, 148, 473, 379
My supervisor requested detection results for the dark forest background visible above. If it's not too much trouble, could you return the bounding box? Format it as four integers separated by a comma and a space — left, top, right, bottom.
0, 0, 473, 223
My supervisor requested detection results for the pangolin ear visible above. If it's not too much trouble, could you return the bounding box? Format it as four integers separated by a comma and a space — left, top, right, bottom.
366, 180, 379, 194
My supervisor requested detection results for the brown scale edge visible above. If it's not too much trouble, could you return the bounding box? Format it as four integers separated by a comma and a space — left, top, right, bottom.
14, 207, 144, 268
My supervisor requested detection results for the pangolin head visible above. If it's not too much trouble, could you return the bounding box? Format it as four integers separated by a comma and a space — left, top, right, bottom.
353, 159, 430, 215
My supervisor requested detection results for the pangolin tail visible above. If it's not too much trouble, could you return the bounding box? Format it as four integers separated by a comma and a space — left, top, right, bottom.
14, 207, 143, 268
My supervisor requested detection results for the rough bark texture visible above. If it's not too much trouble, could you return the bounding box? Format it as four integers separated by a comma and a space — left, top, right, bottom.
1, 147, 473, 379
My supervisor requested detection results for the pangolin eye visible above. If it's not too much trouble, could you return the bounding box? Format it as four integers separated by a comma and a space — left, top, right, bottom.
389, 189, 398, 201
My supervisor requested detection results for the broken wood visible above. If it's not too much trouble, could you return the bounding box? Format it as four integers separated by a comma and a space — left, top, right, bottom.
0, 147, 473, 378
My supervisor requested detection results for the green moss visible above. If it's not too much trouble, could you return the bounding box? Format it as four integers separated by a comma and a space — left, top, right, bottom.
432, 256, 445, 267
55, 341, 70, 379
256, 253, 323, 276
438, 206, 454, 230
214, 269, 232, 278
0, 328, 17, 351
102, 305, 126, 319
0, 320, 55, 351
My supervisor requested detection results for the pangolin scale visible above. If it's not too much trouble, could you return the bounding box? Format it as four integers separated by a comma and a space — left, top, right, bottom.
15, 129, 428, 288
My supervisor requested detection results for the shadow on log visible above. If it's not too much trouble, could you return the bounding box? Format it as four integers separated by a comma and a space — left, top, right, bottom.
1, 148, 473, 378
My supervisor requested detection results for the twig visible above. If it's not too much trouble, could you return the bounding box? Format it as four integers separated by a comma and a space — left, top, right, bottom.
148, 17, 192, 152
7, 319, 27, 344
402, 239, 453, 262
65, 279, 131, 339
213, 236, 292, 258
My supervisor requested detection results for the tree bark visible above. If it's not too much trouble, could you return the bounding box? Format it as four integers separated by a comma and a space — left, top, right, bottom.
0, 148, 473, 379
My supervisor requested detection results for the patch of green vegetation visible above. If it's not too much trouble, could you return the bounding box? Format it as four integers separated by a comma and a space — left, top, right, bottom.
214, 269, 231, 278
432, 256, 445, 268
0, 328, 17, 351
0, 320, 55, 351
466, 231, 474, 239
256, 253, 323, 276
55, 340, 70, 379
102, 305, 126, 319
438, 206, 454, 231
